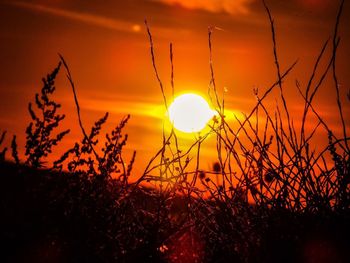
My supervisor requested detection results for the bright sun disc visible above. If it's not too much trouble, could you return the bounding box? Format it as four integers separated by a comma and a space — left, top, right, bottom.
168, 93, 215, 133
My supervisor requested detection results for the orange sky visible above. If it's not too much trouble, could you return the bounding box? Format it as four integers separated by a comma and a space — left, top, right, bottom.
0, 0, 349, 175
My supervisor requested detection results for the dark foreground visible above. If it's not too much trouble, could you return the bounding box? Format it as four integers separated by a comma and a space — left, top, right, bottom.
1, 161, 349, 263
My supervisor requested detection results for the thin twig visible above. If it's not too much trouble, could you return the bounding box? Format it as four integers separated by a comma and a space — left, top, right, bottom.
59, 54, 100, 161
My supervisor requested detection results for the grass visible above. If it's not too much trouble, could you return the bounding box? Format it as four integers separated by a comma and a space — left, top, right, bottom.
0, 0, 349, 262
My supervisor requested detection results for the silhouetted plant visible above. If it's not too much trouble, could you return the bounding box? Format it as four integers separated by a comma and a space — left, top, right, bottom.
54, 112, 136, 182
1, 0, 349, 262
51, 60, 136, 183
139, 0, 349, 262
25, 62, 70, 168
0, 130, 7, 162
11, 135, 19, 165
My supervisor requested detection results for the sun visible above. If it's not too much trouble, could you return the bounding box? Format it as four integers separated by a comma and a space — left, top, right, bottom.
168, 93, 216, 133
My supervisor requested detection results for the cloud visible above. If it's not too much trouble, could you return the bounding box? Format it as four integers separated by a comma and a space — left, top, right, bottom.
9, 1, 142, 33
68, 96, 164, 120
153, 0, 254, 14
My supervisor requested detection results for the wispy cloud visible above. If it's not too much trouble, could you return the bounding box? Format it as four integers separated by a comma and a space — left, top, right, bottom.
9, 1, 142, 33
153, 0, 254, 14
71, 97, 165, 120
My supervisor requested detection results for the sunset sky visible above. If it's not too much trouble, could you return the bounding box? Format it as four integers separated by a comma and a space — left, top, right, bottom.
0, 0, 349, 174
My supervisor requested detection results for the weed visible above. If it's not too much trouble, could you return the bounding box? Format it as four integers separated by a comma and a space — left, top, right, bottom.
1, 0, 349, 262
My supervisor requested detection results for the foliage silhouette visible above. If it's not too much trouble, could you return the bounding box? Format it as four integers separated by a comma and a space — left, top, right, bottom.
0, 0, 349, 262
25, 62, 69, 168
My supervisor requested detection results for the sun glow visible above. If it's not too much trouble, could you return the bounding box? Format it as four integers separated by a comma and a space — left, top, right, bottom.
168, 93, 216, 133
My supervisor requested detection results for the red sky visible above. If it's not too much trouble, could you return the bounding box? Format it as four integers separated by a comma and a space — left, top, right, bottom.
0, 0, 349, 175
